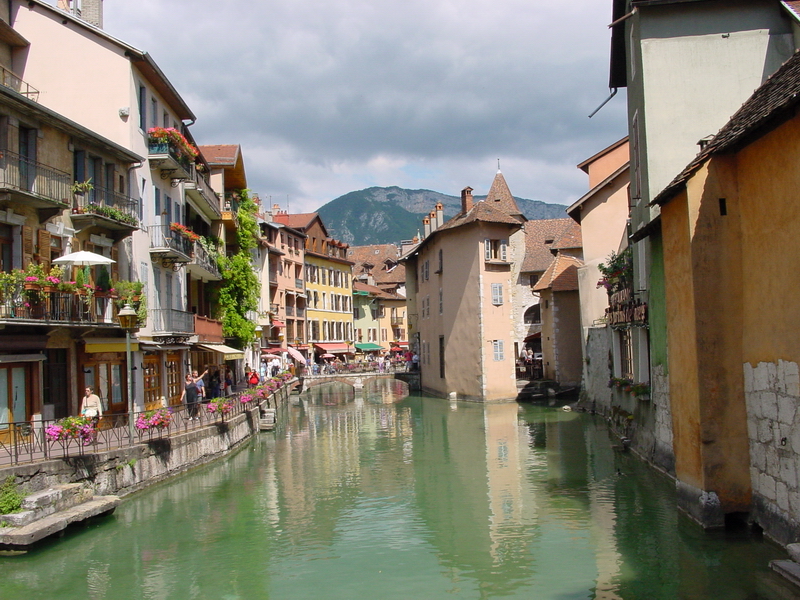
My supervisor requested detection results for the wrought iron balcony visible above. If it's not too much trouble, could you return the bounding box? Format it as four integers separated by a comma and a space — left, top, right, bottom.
0, 285, 120, 326
151, 308, 194, 335
71, 187, 139, 231
0, 65, 39, 102
184, 168, 221, 220
0, 150, 70, 219
185, 239, 221, 281
148, 140, 192, 180
147, 225, 193, 268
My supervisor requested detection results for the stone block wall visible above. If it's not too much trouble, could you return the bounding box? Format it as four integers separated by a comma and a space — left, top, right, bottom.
744, 359, 800, 545
1, 387, 290, 500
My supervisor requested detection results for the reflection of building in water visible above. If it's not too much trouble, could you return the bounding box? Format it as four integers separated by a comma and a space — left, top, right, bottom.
271, 380, 415, 547
483, 402, 537, 564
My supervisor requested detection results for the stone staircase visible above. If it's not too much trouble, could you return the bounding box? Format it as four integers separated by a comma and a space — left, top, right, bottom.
0, 483, 119, 551
259, 408, 276, 431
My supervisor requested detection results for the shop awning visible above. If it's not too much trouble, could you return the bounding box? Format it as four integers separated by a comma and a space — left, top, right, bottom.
197, 343, 245, 360
286, 346, 306, 364
271, 320, 285, 328
85, 340, 140, 353
261, 348, 283, 354
313, 343, 351, 354
355, 343, 384, 351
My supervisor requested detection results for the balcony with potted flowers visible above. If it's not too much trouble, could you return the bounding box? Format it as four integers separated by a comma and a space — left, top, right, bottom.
148, 222, 195, 269
70, 179, 139, 234
147, 127, 198, 181
185, 236, 222, 281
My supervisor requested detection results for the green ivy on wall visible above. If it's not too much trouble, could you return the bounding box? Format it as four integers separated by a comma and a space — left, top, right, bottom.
216, 190, 260, 348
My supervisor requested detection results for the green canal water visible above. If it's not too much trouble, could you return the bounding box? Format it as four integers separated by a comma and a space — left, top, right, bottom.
1, 380, 797, 600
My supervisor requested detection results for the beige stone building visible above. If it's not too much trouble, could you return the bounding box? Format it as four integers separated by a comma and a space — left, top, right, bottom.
403, 180, 524, 401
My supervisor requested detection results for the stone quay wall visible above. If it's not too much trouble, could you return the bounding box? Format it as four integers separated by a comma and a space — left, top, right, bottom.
0, 386, 290, 499
744, 359, 800, 546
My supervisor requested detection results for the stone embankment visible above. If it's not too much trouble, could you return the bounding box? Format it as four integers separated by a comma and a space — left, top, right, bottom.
0, 384, 291, 551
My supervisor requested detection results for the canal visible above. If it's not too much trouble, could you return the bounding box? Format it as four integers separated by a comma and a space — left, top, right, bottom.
0, 380, 796, 599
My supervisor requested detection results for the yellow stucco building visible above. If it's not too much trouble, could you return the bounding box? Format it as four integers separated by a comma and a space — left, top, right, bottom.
653, 51, 800, 541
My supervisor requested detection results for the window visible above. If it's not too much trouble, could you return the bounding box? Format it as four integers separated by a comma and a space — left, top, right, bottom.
151, 97, 158, 129
491, 283, 503, 306
619, 329, 633, 379
484, 239, 508, 262
381, 328, 387, 341
163, 110, 169, 129
492, 340, 505, 361
439, 288, 443, 314
529, 273, 539, 287
437, 249, 443, 273
524, 304, 541, 324
138, 85, 147, 130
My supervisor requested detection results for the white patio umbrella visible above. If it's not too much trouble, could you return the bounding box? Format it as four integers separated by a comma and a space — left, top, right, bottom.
53, 251, 115, 266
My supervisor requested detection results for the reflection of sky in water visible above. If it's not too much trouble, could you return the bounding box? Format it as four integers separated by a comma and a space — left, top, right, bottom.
0, 382, 792, 600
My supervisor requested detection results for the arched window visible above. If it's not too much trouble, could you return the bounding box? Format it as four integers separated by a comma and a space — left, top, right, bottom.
524, 304, 541, 325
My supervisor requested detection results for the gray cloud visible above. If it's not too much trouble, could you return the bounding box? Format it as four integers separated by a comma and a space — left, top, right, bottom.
103, 0, 626, 212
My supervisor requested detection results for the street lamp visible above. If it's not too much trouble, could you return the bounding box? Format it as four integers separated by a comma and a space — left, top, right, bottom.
118, 303, 138, 441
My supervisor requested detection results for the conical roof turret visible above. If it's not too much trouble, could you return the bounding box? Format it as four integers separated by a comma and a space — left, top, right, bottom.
485, 170, 526, 222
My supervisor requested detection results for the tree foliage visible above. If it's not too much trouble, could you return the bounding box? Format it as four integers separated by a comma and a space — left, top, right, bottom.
217, 191, 260, 348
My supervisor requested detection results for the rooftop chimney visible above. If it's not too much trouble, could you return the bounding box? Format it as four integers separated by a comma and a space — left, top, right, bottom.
423, 216, 431, 238
59, 0, 104, 28
429, 209, 437, 231
461, 187, 473, 213
436, 202, 444, 226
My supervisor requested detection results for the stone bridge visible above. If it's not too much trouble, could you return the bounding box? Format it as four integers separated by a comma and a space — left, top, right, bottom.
297, 371, 420, 394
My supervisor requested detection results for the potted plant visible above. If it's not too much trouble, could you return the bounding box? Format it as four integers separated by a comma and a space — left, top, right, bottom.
43, 265, 63, 293
71, 179, 93, 213
23, 263, 44, 290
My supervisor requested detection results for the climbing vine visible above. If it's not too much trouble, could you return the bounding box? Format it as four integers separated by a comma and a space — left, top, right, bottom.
216, 190, 260, 348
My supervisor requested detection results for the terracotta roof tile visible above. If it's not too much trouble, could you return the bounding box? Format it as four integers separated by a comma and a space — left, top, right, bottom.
273, 212, 319, 230
551, 220, 582, 250
521, 218, 579, 273
437, 199, 522, 233
199, 144, 239, 165
348, 244, 406, 287
482, 171, 525, 220
533, 253, 582, 292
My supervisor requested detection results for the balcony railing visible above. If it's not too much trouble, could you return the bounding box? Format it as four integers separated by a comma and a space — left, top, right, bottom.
0, 65, 39, 102
148, 225, 193, 260
148, 140, 192, 179
0, 150, 71, 208
390, 317, 404, 326
270, 303, 280, 314
185, 168, 221, 219
285, 306, 294, 317
151, 308, 194, 334
295, 306, 305, 318
0, 286, 119, 326
187, 239, 221, 280
295, 278, 304, 290
194, 314, 223, 343
72, 187, 139, 230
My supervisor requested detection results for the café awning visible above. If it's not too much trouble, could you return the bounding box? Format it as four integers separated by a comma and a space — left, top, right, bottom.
355, 343, 384, 351
313, 343, 351, 354
197, 343, 245, 360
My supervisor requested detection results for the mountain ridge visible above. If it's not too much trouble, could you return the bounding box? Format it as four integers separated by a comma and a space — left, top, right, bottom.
317, 186, 568, 245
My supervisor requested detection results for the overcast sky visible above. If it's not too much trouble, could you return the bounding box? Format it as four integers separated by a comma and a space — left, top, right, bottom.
102, 0, 627, 214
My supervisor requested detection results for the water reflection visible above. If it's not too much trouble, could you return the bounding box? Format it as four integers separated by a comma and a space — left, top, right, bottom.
0, 380, 794, 600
